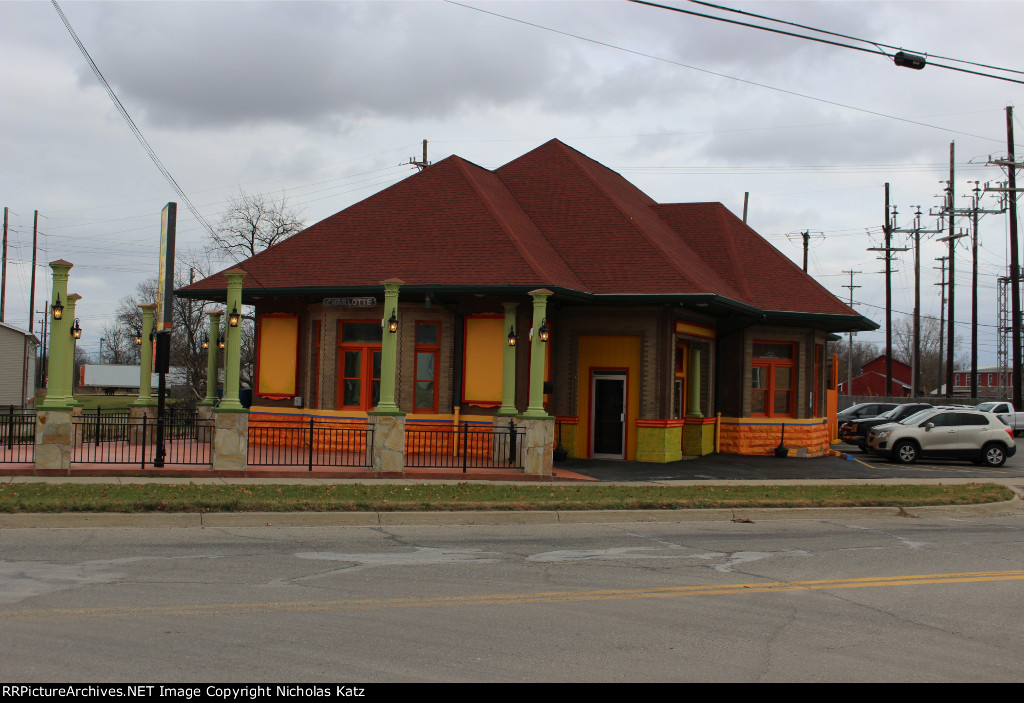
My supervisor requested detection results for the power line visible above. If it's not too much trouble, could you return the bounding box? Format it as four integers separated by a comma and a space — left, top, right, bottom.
444, 1, 1011, 146
682, 0, 1024, 78
629, 0, 1024, 86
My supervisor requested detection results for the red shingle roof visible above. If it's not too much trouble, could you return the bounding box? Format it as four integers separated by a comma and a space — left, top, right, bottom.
182, 139, 862, 320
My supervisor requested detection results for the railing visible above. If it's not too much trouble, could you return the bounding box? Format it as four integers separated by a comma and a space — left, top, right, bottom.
405, 420, 524, 471
0, 406, 35, 463
247, 417, 373, 469
71, 413, 212, 467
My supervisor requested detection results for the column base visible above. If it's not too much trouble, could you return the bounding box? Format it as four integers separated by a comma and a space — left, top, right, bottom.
34, 409, 73, 472
369, 413, 405, 472
211, 410, 249, 470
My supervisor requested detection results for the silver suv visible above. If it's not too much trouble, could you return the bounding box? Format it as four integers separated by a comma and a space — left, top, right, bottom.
865, 408, 1017, 466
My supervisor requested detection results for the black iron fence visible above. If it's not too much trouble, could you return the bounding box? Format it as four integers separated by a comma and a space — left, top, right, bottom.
71, 412, 212, 467
0, 406, 35, 463
405, 420, 524, 471
247, 417, 374, 470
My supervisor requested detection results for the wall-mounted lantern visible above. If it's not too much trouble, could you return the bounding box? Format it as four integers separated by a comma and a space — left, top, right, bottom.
201, 335, 209, 350
507, 324, 517, 347
71, 318, 82, 339
51, 295, 64, 320
387, 308, 398, 334
538, 318, 550, 343
228, 303, 240, 328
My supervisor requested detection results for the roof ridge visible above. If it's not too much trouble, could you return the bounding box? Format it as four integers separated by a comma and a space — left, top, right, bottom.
553, 143, 726, 291
452, 157, 581, 289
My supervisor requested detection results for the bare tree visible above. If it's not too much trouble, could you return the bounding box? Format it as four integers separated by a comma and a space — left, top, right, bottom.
210, 190, 305, 261
892, 316, 966, 395
98, 322, 139, 365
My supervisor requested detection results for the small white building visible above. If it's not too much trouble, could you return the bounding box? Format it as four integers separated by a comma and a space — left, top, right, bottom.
0, 321, 39, 408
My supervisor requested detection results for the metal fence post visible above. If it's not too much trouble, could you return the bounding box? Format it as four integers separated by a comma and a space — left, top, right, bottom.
462, 422, 468, 473
6, 405, 13, 451
308, 417, 314, 472
141, 413, 148, 470
508, 417, 516, 466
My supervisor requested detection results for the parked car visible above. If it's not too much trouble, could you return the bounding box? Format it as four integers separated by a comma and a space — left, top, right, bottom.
865, 408, 1017, 466
837, 402, 899, 425
839, 402, 932, 451
976, 401, 1024, 436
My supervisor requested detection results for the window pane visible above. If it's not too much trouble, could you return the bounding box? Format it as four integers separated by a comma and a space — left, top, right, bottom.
775, 366, 792, 390
416, 352, 435, 381
342, 322, 382, 343
752, 367, 767, 389
372, 380, 380, 407
416, 323, 438, 346
344, 351, 361, 378
774, 390, 791, 415
372, 351, 381, 379
753, 342, 793, 359
343, 379, 360, 406
751, 389, 766, 415
415, 381, 435, 409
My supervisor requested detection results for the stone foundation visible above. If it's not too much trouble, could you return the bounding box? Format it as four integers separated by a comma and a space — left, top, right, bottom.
719, 418, 830, 457
211, 410, 249, 471
518, 417, 553, 476
128, 404, 158, 446
196, 404, 214, 443
35, 409, 73, 472
370, 414, 405, 472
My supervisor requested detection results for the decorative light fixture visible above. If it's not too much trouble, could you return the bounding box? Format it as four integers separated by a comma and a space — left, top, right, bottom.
201, 335, 209, 350
228, 303, 240, 328
538, 318, 550, 343
70, 318, 82, 339
387, 308, 398, 334
507, 324, 517, 347
217, 338, 225, 351
51, 295, 64, 320
134, 333, 142, 346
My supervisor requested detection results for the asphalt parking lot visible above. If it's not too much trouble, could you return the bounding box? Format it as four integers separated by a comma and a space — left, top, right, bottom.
563, 438, 1024, 482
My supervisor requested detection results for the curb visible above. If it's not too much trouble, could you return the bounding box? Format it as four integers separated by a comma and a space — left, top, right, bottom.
0, 494, 1019, 529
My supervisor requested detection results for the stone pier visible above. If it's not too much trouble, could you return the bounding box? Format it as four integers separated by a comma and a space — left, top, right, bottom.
34, 410, 74, 473
370, 415, 405, 473
518, 416, 554, 476
211, 411, 249, 471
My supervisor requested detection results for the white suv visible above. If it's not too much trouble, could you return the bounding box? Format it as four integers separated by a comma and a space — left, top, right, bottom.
865, 408, 1017, 466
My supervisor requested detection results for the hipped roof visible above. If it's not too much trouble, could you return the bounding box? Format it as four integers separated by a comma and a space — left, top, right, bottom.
182, 139, 873, 329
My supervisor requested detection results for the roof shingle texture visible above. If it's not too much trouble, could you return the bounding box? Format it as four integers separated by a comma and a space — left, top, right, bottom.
185, 139, 854, 317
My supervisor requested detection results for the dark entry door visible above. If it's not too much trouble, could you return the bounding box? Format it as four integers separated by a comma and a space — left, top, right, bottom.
592, 373, 626, 458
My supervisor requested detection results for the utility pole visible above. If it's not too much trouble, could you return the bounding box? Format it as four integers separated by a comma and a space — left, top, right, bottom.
36, 301, 48, 387
29, 211, 38, 334
407, 140, 431, 171
934, 256, 949, 394
986, 105, 1024, 409
802, 230, 810, 272
945, 144, 956, 398
893, 207, 943, 396
1, 206, 7, 323
866, 186, 907, 396
841, 270, 862, 390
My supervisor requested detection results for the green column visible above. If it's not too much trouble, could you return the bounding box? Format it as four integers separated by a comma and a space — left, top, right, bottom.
217, 269, 247, 413
686, 348, 703, 418
523, 288, 552, 419
38, 260, 73, 410
371, 278, 404, 416
132, 303, 157, 407
199, 310, 222, 406
64, 293, 82, 406
498, 302, 519, 416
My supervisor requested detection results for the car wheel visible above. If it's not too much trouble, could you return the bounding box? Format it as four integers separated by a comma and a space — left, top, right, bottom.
892, 440, 918, 465
981, 443, 1007, 468
858, 441, 868, 453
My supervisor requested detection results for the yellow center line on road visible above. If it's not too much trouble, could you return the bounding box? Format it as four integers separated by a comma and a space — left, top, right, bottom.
4, 570, 1024, 621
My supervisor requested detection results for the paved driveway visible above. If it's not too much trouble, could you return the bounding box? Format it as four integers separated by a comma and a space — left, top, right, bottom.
564, 437, 1024, 481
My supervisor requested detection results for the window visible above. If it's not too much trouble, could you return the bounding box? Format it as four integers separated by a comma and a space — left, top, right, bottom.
337, 321, 382, 411
751, 342, 795, 417
414, 321, 440, 412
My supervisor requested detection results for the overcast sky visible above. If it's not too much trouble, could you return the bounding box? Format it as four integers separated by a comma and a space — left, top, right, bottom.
1, 0, 1021, 366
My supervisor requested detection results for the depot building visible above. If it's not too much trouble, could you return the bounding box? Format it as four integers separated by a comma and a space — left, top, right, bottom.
180, 139, 875, 461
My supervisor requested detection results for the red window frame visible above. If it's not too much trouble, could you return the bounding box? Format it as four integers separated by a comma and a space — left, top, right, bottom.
413, 321, 440, 413
751, 341, 796, 418
336, 321, 382, 412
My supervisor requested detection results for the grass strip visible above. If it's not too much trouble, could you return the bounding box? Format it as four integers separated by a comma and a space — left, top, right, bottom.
0, 482, 1013, 513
